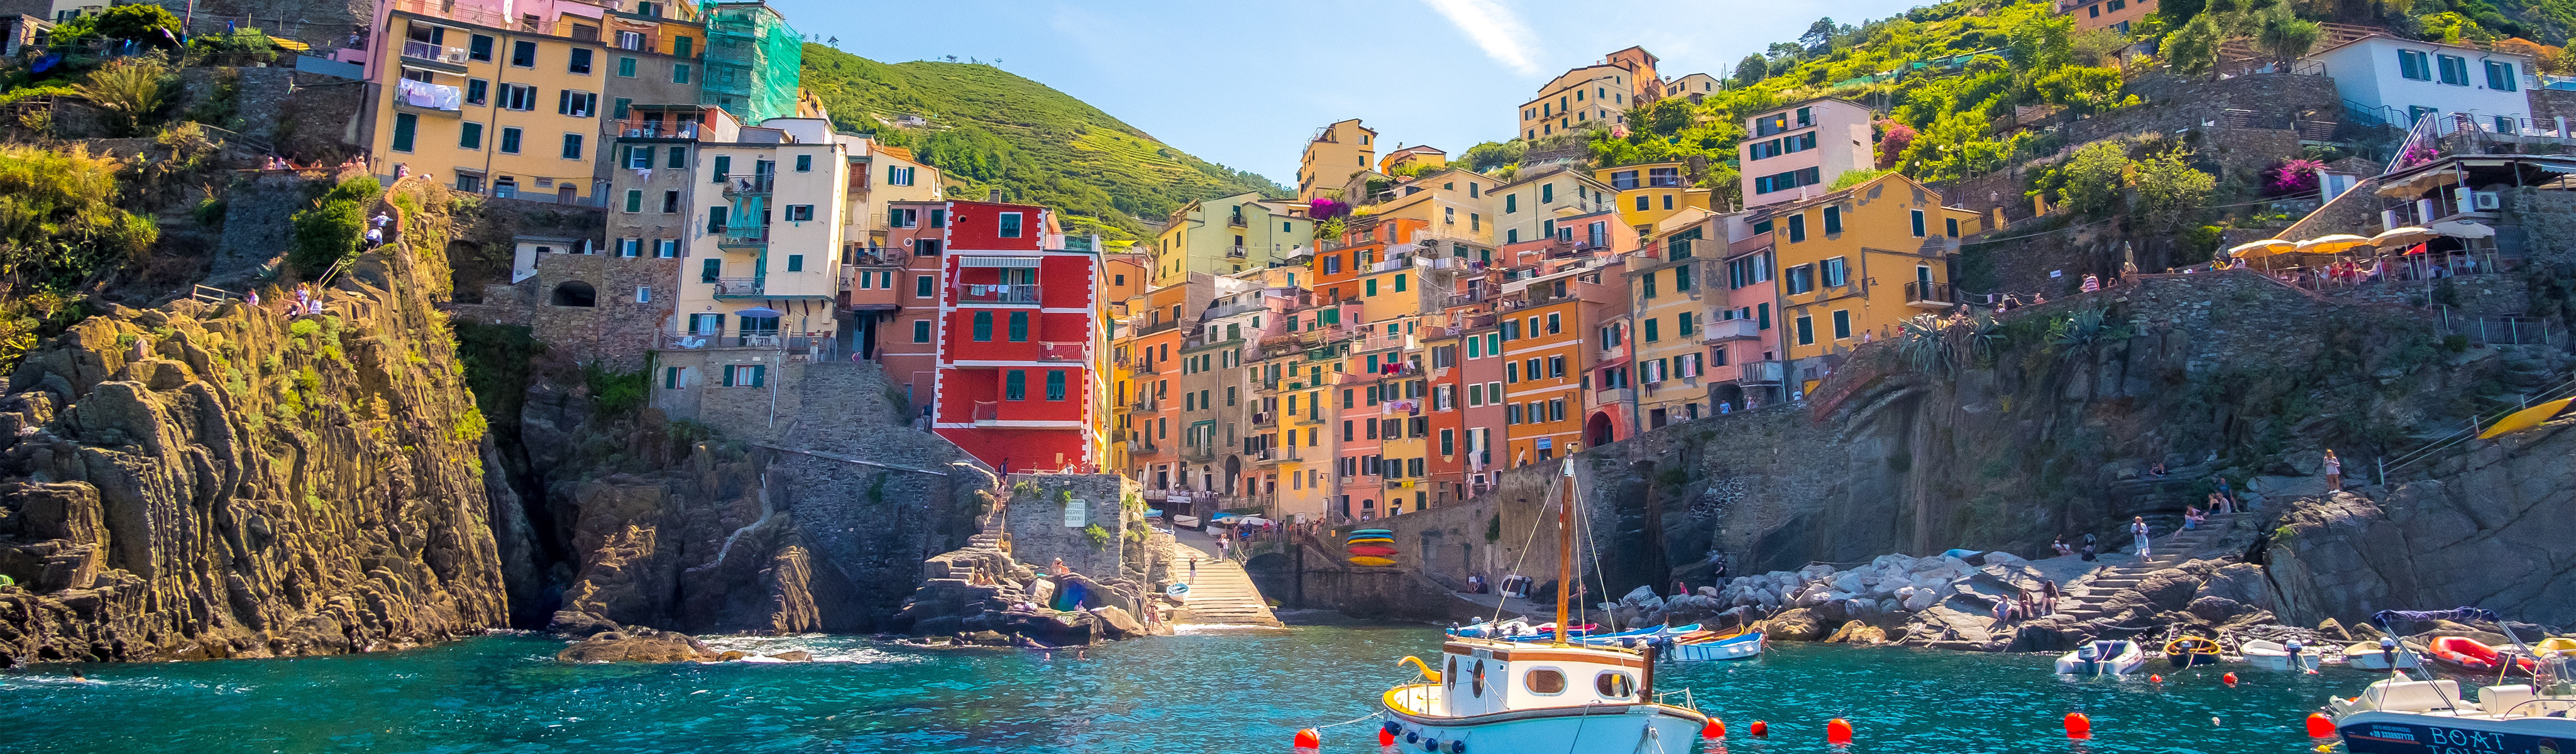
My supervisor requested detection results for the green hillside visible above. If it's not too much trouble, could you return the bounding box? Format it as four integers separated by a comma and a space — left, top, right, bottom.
798, 45, 1285, 240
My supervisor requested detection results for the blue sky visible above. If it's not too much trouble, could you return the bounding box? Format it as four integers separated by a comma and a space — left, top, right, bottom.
781, 1, 1926, 187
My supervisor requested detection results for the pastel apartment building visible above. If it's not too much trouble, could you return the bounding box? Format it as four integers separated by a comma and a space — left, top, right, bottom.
928, 201, 1103, 474
1150, 192, 1313, 285
1739, 97, 1876, 209
1758, 173, 1982, 398
1595, 161, 1712, 239
2059, 0, 2155, 33
1297, 119, 1376, 200
2312, 35, 2538, 134
369, 0, 614, 204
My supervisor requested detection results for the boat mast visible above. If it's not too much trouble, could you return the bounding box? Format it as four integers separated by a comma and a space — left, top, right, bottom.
1555, 445, 1577, 647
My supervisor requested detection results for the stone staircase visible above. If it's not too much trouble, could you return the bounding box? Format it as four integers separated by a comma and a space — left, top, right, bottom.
2056, 511, 2248, 623
1171, 545, 1283, 627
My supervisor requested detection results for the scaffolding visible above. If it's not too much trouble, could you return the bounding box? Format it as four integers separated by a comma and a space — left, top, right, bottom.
699, 1, 801, 124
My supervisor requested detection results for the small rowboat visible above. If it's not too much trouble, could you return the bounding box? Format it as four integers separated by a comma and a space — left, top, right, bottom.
2342, 641, 2424, 670
2426, 636, 2536, 675
1348, 555, 1397, 567
1347, 544, 1398, 557
1574, 624, 1701, 647
2164, 637, 2223, 668
2242, 639, 2323, 672
2057, 640, 2147, 677
1666, 630, 1764, 662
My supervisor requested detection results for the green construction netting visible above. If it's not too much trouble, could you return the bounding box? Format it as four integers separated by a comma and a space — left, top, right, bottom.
698, 1, 801, 123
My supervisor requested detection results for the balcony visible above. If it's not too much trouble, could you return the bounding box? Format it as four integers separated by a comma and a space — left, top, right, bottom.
709, 277, 766, 297
955, 283, 1041, 305
1735, 360, 1785, 386
1228, 213, 1248, 227
1037, 341, 1089, 362
722, 175, 774, 197
605, 118, 703, 139
1597, 387, 1634, 405
1133, 318, 1179, 336
1905, 281, 1955, 309
1129, 359, 1160, 375
1128, 439, 1159, 454
1702, 317, 1762, 342
392, 79, 462, 115
1182, 444, 1216, 462
1727, 231, 1775, 257
1250, 411, 1277, 429
972, 401, 1000, 426
659, 331, 833, 351
1252, 446, 1297, 466
717, 226, 768, 249
1227, 245, 1248, 259
398, 40, 468, 72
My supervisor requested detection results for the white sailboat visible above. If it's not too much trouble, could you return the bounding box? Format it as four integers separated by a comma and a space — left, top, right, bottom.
1377, 450, 1711, 753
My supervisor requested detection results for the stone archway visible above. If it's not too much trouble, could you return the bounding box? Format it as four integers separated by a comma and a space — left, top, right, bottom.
550, 280, 597, 307
1585, 412, 1616, 449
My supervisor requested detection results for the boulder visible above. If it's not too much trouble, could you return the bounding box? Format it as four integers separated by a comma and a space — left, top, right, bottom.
1824, 620, 1888, 645
767, 650, 813, 662
546, 611, 619, 638
1093, 606, 1145, 641
1763, 608, 1830, 641
1896, 606, 2008, 652
2187, 596, 2249, 623
555, 629, 724, 663
2191, 563, 2276, 613
2132, 569, 2203, 612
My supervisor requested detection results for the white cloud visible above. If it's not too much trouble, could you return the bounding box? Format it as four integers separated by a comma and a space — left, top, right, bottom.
1418, 0, 1542, 76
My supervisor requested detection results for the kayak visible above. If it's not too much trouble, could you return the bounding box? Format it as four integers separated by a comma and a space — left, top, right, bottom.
1349, 528, 1393, 535
2426, 636, 2536, 675
2533, 637, 2576, 658
1347, 545, 1398, 557
1348, 556, 1397, 567
1346, 537, 1394, 545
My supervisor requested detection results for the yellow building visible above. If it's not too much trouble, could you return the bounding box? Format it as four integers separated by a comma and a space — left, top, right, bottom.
1488, 165, 1623, 252
1379, 145, 1447, 177
1297, 119, 1376, 200
1594, 162, 1713, 238
1516, 48, 1657, 141
1150, 192, 1311, 286
1622, 223, 1712, 430
373, 4, 610, 204
1355, 167, 1498, 249
1757, 173, 1984, 394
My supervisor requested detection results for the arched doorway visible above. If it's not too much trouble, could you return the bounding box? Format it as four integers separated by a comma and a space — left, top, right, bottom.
1222, 456, 1241, 495
550, 281, 597, 307
1585, 412, 1616, 448
1711, 384, 1746, 413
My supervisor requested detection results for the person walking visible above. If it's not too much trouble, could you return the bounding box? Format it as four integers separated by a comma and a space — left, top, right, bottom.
2323, 449, 2343, 491
2131, 516, 2152, 560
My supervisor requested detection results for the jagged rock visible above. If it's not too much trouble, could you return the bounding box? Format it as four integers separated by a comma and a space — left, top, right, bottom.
1763, 608, 1829, 641
1824, 620, 1888, 645
2132, 569, 2202, 612
2191, 563, 2277, 613
2268, 473, 2576, 628
548, 610, 619, 638
555, 628, 722, 663
1896, 606, 2009, 652
767, 650, 812, 662
1093, 606, 1144, 640
2188, 596, 2250, 622
965, 630, 1010, 646
2317, 618, 2353, 642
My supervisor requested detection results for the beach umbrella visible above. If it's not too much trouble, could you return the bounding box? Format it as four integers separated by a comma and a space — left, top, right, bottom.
2478, 398, 2576, 440
2369, 226, 2438, 247
2294, 234, 2372, 255
2431, 221, 2496, 239
2228, 239, 2296, 258
735, 306, 784, 318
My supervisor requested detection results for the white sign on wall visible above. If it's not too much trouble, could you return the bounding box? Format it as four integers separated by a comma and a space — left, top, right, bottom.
1064, 499, 1088, 528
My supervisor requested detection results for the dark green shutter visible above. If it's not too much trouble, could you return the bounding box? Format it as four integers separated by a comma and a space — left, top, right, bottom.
391, 113, 417, 151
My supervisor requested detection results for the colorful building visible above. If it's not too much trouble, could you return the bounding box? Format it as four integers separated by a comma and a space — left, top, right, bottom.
1756, 173, 1982, 398
928, 200, 1102, 473
1739, 97, 1877, 209
1297, 118, 1376, 201
370, 0, 611, 204
1489, 166, 1621, 251
1704, 211, 1786, 412
1595, 161, 1714, 238
2059, 0, 2156, 33
1150, 192, 1313, 286
698, 1, 801, 124
1516, 46, 1660, 140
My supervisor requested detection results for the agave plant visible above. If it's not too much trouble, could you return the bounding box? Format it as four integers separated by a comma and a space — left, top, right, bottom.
1898, 314, 1956, 377
2052, 307, 2111, 360
1964, 312, 2005, 368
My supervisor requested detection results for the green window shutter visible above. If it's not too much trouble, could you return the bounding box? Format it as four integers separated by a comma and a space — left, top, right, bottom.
1395, 274, 1406, 292
617, 57, 636, 77
720, 366, 735, 387
1506, 194, 1517, 212
1047, 370, 1066, 400
664, 367, 678, 389
668, 146, 686, 169
1645, 319, 1660, 342
973, 312, 993, 341
614, 97, 631, 118
712, 156, 730, 182
915, 275, 933, 297
699, 259, 720, 282
391, 113, 417, 151
751, 365, 766, 387
786, 254, 803, 272
459, 122, 482, 149
1006, 370, 1026, 400
673, 63, 690, 84
624, 190, 642, 212
1365, 279, 1377, 296
1008, 312, 1028, 341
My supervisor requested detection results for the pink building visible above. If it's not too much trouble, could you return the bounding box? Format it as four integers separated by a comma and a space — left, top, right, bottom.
1704, 216, 1785, 411
1738, 97, 1876, 209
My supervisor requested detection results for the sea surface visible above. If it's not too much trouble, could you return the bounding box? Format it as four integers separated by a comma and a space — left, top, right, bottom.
1, 624, 2377, 753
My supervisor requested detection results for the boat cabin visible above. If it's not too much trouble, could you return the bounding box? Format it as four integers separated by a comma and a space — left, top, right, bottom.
1425, 640, 1648, 716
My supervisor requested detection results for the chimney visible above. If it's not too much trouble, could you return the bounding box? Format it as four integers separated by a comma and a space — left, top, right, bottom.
988, 189, 1001, 202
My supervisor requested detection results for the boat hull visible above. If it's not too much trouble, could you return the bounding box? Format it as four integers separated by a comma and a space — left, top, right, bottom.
1666, 633, 1763, 662
2337, 709, 2576, 754
1384, 702, 1709, 754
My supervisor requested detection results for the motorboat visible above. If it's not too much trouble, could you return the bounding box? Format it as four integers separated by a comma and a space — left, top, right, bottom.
1376, 449, 1712, 753
2328, 608, 2576, 754
2426, 636, 2536, 675
1574, 623, 1700, 647
2163, 637, 2224, 668
2056, 640, 2148, 677
1664, 630, 1764, 662
2242, 639, 2323, 672
1448, 619, 1532, 639
2344, 641, 2425, 670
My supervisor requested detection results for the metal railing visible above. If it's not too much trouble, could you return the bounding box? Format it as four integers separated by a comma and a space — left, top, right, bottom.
710, 276, 764, 296
399, 40, 465, 65
605, 118, 703, 139
1037, 341, 1089, 361
1702, 317, 1761, 342
1734, 360, 1785, 385
955, 285, 1041, 304
659, 331, 835, 351
722, 175, 774, 195
1906, 280, 1955, 306
973, 402, 999, 422
718, 227, 768, 247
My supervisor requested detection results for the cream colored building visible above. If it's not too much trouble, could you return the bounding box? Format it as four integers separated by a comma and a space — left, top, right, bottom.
1297, 119, 1377, 200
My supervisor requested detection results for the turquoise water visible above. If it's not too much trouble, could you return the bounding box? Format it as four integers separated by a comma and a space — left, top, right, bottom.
1, 626, 2372, 753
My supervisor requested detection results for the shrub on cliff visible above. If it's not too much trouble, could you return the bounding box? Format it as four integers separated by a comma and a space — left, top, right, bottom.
70, 55, 179, 137
0, 144, 157, 298
289, 175, 385, 276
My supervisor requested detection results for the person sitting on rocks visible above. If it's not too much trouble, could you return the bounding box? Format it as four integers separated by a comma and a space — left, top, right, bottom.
2042, 579, 2062, 615
2052, 536, 2074, 557
1049, 558, 1069, 577
2183, 505, 2201, 530
2149, 461, 2166, 477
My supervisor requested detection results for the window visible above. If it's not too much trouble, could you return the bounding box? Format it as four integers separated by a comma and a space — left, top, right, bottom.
1005, 370, 1026, 400
1546, 312, 1560, 334
510, 40, 536, 67
1596, 672, 1636, 698
1833, 310, 1852, 340
673, 63, 690, 84
1008, 312, 1028, 342
500, 84, 536, 111
662, 190, 680, 213
623, 189, 643, 212
1644, 318, 1660, 342
468, 34, 494, 61
999, 212, 1023, 238
390, 113, 418, 151
889, 166, 915, 185
634, 285, 650, 303
2437, 54, 2470, 85
558, 90, 595, 116
1785, 264, 1815, 294
972, 312, 993, 341
1505, 194, 1517, 212
656, 239, 678, 258
622, 146, 652, 169
1365, 278, 1378, 296
785, 204, 814, 222
705, 205, 729, 232
673, 36, 691, 56
560, 133, 584, 160
722, 364, 764, 387
1796, 315, 1814, 346
1634, 194, 1649, 212
2487, 60, 2519, 91
1675, 265, 1694, 291
1643, 272, 1657, 298
617, 57, 637, 77
1787, 214, 1807, 242
2398, 49, 2431, 80
712, 156, 730, 182
1822, 206, 1842, 234
699, 259, 721, 282
1678, 312, 1697, 336
1821, 257, 1848, 287
568, 48, 592, 74
1911, 209, 1926, 237
466, 79, 488, 106
795, 154, 812, 172
912, 320, 931, 343
784, 254, 803, 272
1947, 217, 1961, 238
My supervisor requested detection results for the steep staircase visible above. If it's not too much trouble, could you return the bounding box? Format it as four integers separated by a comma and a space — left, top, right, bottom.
1172, 545, 1284, 627
2055, 511, 2249, 624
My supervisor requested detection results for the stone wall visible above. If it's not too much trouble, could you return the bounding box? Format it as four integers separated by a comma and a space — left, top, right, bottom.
999, 474, 1145, 581
522, 254, 678, 371
2529, 89, 2576, 128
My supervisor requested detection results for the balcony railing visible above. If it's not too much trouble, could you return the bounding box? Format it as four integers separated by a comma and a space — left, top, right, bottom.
710, 276, 764, 297
1905, 281, 1955, 308
717, 226, 768, 248
1182, 444, 1216, 461
722, 175, 774, 196
660, 331, 834, 351
1735, 360, 1785, 385
1037, 341, 1088, 362
955, 284, 1041, 305
399, 40, 466, 65
1702, 317, 1762, 342
1251, 412, 1277, 428
1597, 387, 1634, 405
972, 401, 999, 423
1133, 318, 1179, 336
1227, 245, 1248, 259
1130, 359, 1160, 374
605, 118, 703, 139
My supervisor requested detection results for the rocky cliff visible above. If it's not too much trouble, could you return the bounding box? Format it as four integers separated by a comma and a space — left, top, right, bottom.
0, 177, 510, 664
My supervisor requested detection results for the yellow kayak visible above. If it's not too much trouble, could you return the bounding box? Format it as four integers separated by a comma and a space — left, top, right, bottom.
1348, 556, 1397, 567
2535, 637, 2576, 658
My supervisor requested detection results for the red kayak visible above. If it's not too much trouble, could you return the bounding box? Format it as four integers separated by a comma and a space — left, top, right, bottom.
2426, 636, 2537, 675
1347, 545, 1398, 557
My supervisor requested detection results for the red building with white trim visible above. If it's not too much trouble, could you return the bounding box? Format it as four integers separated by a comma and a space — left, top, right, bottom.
928, 200, 1103, 473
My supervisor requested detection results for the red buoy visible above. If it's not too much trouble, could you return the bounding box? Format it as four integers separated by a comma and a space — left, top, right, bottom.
1749, 720, 1769, 737
1826, 718, 1854, 745
2149, 674, 2164, 684
1379, 728, 1395, 747
2306, 713, 2337, 738
2223, 672, 2240, 686
2064, 713, 2092, 739
1294, 728, 1321, 750
1702, 719, 1725, 740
